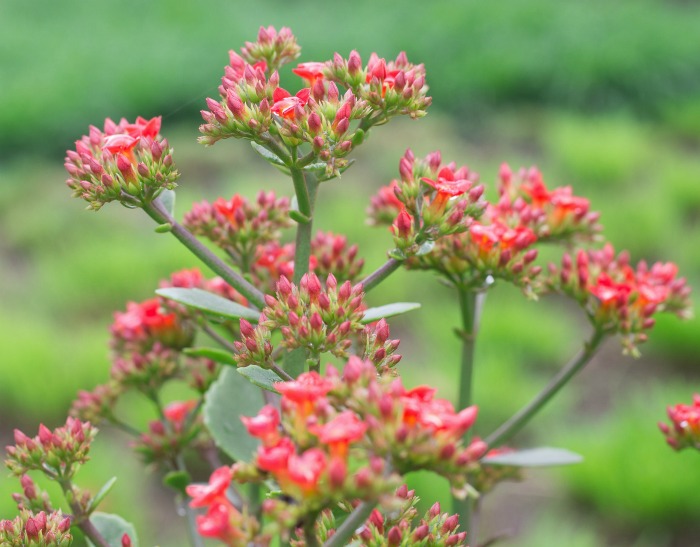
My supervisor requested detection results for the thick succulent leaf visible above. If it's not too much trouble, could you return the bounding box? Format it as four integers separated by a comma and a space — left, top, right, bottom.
483, 447, 583, 467
203, 367, 263, 462
361, 302, 421, 324
86, 513, 139, 547
156, 287, 259, 322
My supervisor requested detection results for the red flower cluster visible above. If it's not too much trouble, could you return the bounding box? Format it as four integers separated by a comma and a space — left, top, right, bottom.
233, 357, 486, 515
183, 191, 292, 269
551, 243, 691, 353
326, 50, 432, 119
659, 394, 700, 451
65, 116, 178, 210
186, 467, 260, 546
368, 149, 485, 252
494, 164, 601, 242
200, 27, 430, 179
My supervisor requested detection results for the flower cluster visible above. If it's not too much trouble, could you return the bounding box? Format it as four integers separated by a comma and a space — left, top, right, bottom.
0, 510, 72, 546
133, 400, 206, 465
185, 467, 262, 546
368, 149, 486, 258
183, 192, 292, 269
5, 418, 97, 479
294, 486, 467, 546
659, 394, 700, 451
64, 116, 178, 210
199, 27, 429, 178
494, 164, 601, 242
548, 243, 692, 353
235, 273, 368, 367
326, 50, 432, 121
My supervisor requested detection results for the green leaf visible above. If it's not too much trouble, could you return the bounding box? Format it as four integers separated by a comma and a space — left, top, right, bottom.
154, 222, 172, 233
163, 470, 191, 494
250, 141, 286, 166
238, 365, 282, 393
160, 189, 176, 217
86, 512, 139, 547
302, 162, 327, 172
184, 347, 237, 366
483, 447, 583, 467
156, 288, 259, 322
204, 367, 263, 462
86, 476, 117, 515
361, 302, 421, 324
289, 210, 311, 224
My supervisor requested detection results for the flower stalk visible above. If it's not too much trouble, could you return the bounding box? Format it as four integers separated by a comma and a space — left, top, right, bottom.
360, 257, 403, 293
485, 328, 607, 448
141, 198, 267, 309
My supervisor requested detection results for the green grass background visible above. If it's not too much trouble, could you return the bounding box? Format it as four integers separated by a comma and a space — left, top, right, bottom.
1, 0, 700, 545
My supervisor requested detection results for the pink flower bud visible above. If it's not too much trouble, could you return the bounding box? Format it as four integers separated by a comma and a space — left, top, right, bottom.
429, 501, 441, 518
413, 525, 430, 541
38, 424, 53, 446
240, 319, 255, 337
348, 50, 362, 75
387, 526, 402, 545
327, 81, 339, 102
226, 92, 245, 118
442, 514, 459, 534
122, 533, 132, 547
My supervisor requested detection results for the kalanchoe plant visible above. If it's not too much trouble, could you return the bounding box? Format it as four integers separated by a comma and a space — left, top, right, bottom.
659, 394, 700, 451
4, 25, 692, 547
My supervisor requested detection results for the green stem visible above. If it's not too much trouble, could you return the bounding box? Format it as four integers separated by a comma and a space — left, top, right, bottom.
360, 257, 403, 293
141, 198, 266, 309
291, 170, 318, 284
322, 501, 376, 547
485, 328, 607, 448
57, 479, 111, 547
286, 167, 319, 378
452, 287, 485, 536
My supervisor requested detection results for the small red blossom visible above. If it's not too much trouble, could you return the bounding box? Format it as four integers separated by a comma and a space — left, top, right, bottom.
286, 448, 327, 495
196, 500, 243, 544
271, 87, 311, 120
292, 61, 327, 86
241, 405, 281, 447
310, 411, 367, 459
124, 116, 161, 139
187, 466, 233, 508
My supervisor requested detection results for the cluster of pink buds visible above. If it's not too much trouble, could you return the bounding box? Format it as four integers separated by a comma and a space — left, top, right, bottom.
251, 232, 364, 293
293, 486, 467, 546
64, 116, 178, 210
12, 475, 53, 515
186, 467, 263, 546
132, 400, 205, 464
0, 510, 72, 546
183, 192, 291, 268
549, 243, 692, 353
6, 418, 97, 479
407, 220, 541, 295
240, 26, 300, 72
326, 50, 432, 120
235, 273, 366, 367
659, 394, 700, 451
360, 318, 402, 374
368, 149, 486, 257
494, 164, 601, 242
309, 231, 364, 282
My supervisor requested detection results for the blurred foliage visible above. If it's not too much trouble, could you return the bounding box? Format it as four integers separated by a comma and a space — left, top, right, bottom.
4, 0, 700, 157
2, 1, 700, 545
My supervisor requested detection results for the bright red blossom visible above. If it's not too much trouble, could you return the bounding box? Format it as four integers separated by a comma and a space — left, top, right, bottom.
186, 466, 233, 508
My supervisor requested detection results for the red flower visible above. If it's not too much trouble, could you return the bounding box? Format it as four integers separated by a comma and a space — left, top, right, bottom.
275, 371, 334, 416
163, 400, 197, 430
102, 133, 139, 155
422, 167, 473, 217
241, 405, 280, 447
271, 87, 311, 120
213, 195, 246, 226
292, 62, 327, 86
195, 500, 243, 543
310, 411, 367, 459
287, 448, 327, 495
124, 116, 161, 139
186, 466, 233, 508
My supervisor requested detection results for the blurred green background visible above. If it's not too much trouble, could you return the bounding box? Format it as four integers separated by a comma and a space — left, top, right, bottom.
2, 0, 700, 545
